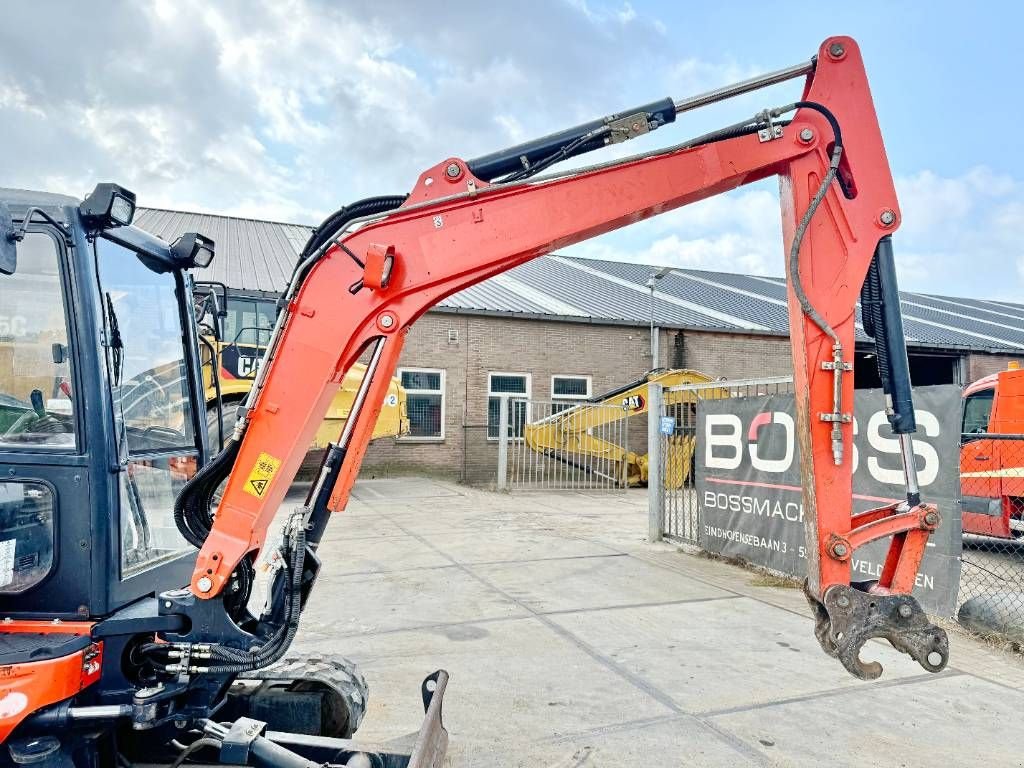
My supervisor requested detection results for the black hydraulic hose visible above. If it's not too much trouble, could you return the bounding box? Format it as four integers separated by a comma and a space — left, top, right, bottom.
296, 195, 408, 268
174, 438, 241, 547
205, 528, 306, 673
789, 100, 842, 152
860, 256, 889, 380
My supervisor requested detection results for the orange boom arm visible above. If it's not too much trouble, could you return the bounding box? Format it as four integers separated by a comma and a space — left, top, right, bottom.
175, 37, 947, 680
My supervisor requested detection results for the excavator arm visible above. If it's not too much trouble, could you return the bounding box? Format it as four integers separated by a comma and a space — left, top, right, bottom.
167, 36, 948, 683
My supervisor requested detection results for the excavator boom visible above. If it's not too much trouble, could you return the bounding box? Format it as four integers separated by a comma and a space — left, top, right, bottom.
170, 36, 947, 686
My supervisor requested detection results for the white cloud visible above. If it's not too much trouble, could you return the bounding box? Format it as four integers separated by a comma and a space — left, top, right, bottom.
894, 166, 1024, 298
564, 165, 1024, 301
565, 185, 782, 275
2, 3, 1017, 301
0, 0, 679, 220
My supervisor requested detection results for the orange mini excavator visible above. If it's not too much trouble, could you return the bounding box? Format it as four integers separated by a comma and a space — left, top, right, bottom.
0, 36, 947, 766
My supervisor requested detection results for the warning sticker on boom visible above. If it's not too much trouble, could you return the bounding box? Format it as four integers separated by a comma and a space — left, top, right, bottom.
245, 452, 282, 498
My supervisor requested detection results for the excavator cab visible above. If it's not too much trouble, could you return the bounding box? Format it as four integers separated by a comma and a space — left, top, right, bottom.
0, 184, 209, 622
0, 186, 445, 766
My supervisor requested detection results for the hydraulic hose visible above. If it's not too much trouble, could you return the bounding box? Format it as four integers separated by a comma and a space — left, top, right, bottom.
296, 195, 408, 266
779, 101, 844, 346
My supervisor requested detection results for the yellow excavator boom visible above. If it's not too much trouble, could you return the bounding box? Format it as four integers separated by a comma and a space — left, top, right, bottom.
523, 369, 724, 488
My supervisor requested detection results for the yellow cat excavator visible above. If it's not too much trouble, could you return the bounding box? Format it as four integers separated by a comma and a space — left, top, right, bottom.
193, 290, 409, 453
524, 369, 721, 488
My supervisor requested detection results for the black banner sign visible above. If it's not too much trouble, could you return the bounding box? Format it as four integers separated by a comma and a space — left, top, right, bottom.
696, 385, 962, 616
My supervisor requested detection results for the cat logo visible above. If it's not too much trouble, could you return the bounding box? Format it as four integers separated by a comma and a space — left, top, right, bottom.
621, 394, 645, 413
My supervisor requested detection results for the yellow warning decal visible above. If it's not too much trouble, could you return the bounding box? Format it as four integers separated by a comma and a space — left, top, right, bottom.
244, 452, 282, 498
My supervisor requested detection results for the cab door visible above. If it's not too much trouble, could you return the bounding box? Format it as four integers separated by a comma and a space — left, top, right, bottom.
960, 387, 1004, 536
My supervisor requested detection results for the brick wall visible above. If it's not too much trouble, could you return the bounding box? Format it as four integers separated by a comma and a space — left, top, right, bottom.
362, 312, 654, 481
967, 352, 1023, 383
671, 329, 793, 379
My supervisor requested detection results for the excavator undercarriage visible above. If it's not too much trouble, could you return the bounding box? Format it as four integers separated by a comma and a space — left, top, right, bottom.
0, 36, 947, 766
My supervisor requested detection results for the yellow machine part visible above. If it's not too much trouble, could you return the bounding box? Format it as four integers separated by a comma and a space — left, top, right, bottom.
523, 369, 726, 488
201, 338, 409, 448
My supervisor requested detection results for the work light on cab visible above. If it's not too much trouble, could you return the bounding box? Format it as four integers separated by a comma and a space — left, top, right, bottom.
171, 232, 216, 269
79, 182, 136, 229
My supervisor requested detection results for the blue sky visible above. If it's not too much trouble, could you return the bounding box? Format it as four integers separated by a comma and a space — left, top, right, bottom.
0, 1, 1020, 300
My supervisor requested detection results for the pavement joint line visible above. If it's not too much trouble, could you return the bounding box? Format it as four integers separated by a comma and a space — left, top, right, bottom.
543, 709, 768, 767
538, 593, 742, 617
513, 536, 994, 686
696, 669, 965, 719
327, 552, 626, 579
311, 595, 742, 641
379, 512, 772, 766
312, 612, 537, 640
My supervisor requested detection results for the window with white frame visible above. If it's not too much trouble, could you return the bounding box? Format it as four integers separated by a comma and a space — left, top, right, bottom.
551, 374, 591, 413
399, 368, 445, 440
487, 372, 530, 439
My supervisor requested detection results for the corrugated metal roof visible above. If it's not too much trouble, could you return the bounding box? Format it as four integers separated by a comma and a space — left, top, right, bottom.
134, 208, 312, 294
133, 206, 1024, 352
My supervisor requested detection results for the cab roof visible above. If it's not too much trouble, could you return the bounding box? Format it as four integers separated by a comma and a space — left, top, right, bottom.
0, 187, 80, 210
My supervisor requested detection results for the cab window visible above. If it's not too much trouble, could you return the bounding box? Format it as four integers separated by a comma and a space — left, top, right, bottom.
962, 388, 994, 435
96, 237, 196, 455
222, 297, 276, 347
0, 231, 76, 450
95, 237, 198, 576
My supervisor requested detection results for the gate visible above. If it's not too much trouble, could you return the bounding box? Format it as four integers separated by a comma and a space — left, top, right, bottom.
496, 396, 630, 492
647, 376, 794, 544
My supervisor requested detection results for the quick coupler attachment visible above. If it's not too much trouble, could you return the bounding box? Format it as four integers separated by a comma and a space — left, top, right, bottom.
804, 582, 948, 680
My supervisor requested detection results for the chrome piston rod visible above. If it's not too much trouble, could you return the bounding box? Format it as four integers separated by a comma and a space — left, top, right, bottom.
673, 59, 816, 115
898, 432, 922, 505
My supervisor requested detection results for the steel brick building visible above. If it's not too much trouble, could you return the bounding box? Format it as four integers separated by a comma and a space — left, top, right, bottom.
135, 208, 1024, 482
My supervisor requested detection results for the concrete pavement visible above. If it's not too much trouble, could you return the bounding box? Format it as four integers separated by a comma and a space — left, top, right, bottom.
293, 478, 1024, 767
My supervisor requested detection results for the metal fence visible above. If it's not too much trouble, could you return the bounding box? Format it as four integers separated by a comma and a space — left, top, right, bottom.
649, 376, 795, 545
496, 396, 631, 492
957, 432, 1024, 643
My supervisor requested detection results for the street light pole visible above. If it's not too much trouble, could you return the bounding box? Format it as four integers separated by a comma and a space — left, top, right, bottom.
647, 266, 675, 369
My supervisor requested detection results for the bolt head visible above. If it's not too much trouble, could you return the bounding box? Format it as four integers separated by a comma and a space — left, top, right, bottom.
924, 510, 939, 526
445, 163, 461, 178
836, 595, 851, 608
799, 128, 814, 142
831, 543, 848, 557
829, 42, 846, 58
196, 576, 213, 593
379, 314, 395, 328
879, 209, 896, 226
898, 603, 913, 618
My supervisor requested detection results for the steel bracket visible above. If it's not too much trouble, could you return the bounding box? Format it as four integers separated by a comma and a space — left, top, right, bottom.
220, 717, 266, 765
756, 109, 784, 142
606, 111, 652, 143
818, 412, 852, 423
821, 360, 853, 371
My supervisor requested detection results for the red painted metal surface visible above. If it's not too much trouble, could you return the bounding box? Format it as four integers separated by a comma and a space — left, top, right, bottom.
961, 367, 1024, 537
190, 37, 929, 604
0, 637, 102, 742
